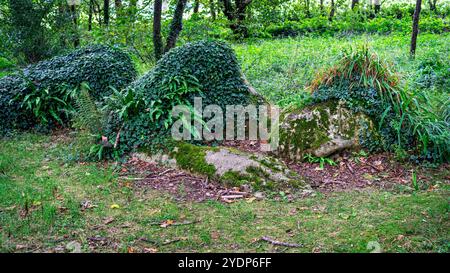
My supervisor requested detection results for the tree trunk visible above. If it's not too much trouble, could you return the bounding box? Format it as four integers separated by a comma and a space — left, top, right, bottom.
88, 0, 93, 31
320, 0, 324, 14
115, 0, 122, 19
194, 0, 200, 13
153, 0, 164, 60
428, 0, 437, 12
410, 0, 422, 58
104, 0, 110, 26
221, 0, 252, 37
351, 0, 359, 10
128, 0, 138, 22
165, 0, 188, 52
329, 0, 335, 21
305, 0, 310, 18
93, 0, 102, 26
210, 0, 216, 20
374, 0, 381, 13
70, 4, 80, 47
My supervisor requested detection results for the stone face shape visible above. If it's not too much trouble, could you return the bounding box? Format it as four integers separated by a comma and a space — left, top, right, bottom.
135, 143, 311, 192
278, 100, 377, 160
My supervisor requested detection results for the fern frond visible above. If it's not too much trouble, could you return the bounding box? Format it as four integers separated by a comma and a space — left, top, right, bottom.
73, 83, 104, 134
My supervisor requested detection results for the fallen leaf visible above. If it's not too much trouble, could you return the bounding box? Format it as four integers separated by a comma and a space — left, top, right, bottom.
160, 219, 174, 228
288, 208, 297, 216
15, 244, 27, 250
211, 231, 220, 240
66, 241, 82, 253
143, 247, 158, 253
110, 204, 120, 209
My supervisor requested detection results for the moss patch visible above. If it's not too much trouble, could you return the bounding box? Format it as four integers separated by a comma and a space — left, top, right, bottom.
170, 143, 310, 193
172, 142, 216, 178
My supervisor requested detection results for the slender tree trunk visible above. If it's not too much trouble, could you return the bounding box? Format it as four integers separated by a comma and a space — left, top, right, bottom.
93, 0, 102, 27
70, 4, 80, 47
104, 0, 110, 26
305, 0, 310, 18
165, 0, 188, 52
88, 0, 93, 31
410, 0, 422, 58
115, 0, 122, 19
57, 3, 67, 47
210, 0, 216, 20
320, 0, 324, 14
129, 0, 138, 22
194, 0, 200, 13
428, 0, 437, 12
153, 0, 164, 60
374, 0, 381, 13
221, 0, 252, 37
329, 0, 335, 21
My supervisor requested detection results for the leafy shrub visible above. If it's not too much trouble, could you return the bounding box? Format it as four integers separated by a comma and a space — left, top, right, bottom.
0, 45, 137, 134
104, 40, 255, 153
263, 13, 448, 38
0, 75, 35, 134
180, 18, 234, 42
415, 51, 450, 90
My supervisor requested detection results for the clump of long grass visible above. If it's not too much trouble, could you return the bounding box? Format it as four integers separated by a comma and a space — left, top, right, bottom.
308, 44, 449, 162
309, 44, 401, 108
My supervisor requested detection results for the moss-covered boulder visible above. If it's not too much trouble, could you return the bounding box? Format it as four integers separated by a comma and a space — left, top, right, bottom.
277, 100, 380, 160
134, 142, 311, 193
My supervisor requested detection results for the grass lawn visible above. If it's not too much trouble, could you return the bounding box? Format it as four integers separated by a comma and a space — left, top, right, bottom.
234, 33, 450, 106
0, 133, 448, 253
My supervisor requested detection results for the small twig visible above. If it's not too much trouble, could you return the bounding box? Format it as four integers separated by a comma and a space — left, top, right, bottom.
87, 236, 108, 242
119, 177, 144, 181
162, 238, 181, 245
148, 220, 200, 227
113, 124, 123, 149
158, 169, 174, 176
261, 236, 303, 248
365, 162, 381, 172
139, 237, 159, 245
345, 161, 355, 174
171, 220, 200, 226
221, 195, 245, 200
227, 191, 249, 196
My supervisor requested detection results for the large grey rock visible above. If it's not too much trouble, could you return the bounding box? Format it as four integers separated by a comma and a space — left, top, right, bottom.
277, 100, 379, 160
135, 143, 311, 192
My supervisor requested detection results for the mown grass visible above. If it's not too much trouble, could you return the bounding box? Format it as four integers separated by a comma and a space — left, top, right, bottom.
0, 134, 448, 253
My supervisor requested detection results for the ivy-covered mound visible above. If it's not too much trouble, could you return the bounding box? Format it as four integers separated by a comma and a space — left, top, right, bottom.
0, 45, 137, 134
280, 45, 448, 162
105, 40, 262, 153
